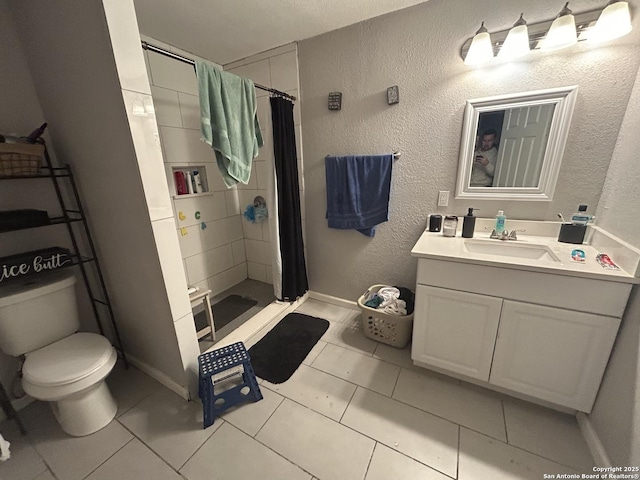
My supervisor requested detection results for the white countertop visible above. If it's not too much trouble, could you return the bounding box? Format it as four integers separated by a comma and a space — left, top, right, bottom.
412, 221, 640, 284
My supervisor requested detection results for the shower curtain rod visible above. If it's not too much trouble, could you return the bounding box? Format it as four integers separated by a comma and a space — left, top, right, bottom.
141, 41, 296, 101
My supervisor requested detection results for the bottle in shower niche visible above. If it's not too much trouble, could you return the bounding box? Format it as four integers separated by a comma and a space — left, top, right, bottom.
495, 210, 506, 234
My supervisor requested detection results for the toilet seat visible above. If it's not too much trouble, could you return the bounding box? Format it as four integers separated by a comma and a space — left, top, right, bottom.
22, 332, 117, 401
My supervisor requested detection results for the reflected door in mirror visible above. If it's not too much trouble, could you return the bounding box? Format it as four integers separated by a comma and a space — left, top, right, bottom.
494, 104, 555, 187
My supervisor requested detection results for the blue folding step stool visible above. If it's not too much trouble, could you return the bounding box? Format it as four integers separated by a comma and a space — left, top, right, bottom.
198, 341, 263, 429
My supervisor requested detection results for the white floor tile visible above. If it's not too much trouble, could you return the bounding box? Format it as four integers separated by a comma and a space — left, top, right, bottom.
4, 298, 606, 480
256, 399, 375, 480
85, 438, 182, 480
393, 368, 507, 441
118, 387, 219, 469
295, 298, 353, 323
503, 399, 594, 471
107, 361, 163, 417
181, 422, 311, 480
34, 471, 56, 480
263, 364, 357, 421
459, 427, 580, 479
221, 384, 284, 436
365, 443, 452, 480
372, 342, 415, 369
311, 343, 400, 396
321, 309, 379, 354
341, 387, 459, 478
302, 339, 327, 365
0, 419, 48, 480
20, 401, 132, 480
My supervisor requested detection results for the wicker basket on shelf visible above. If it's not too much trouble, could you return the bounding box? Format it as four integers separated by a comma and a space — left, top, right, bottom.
0, 143, 44, 176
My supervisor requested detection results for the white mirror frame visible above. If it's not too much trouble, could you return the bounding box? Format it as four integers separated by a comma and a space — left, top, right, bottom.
455, 85, 578, 201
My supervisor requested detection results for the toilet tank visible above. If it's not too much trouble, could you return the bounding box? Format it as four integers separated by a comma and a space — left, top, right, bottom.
0, 271, 80, 356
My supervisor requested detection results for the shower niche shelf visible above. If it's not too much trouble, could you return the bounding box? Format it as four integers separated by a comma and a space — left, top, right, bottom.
171, 164, 209, 197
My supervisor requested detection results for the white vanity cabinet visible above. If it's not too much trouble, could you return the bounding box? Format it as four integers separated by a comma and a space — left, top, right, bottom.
411, 257, 631, 412
412, 285, 501, 381
490, 301, 620, 412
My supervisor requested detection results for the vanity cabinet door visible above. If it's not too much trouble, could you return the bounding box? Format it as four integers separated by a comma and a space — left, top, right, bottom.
411, 285, 502, 381
489, 300, 621, 412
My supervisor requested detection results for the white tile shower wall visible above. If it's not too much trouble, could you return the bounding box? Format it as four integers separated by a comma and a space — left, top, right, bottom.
225, 44, 304, 285
143, 35, 248, 297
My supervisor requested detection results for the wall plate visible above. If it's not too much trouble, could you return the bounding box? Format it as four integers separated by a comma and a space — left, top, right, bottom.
387, 85, 399, 105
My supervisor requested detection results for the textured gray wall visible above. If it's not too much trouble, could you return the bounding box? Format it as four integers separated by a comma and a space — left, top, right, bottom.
299, 0, 640, 300
590, 67, 640, 466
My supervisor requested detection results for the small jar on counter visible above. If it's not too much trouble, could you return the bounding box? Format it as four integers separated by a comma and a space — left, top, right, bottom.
442, 215, 458, 237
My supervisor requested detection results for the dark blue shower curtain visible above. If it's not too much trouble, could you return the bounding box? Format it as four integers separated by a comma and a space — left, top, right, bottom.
270, 96, 308, 301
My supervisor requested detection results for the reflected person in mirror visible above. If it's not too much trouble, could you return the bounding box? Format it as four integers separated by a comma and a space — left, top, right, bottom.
470, 129, 498, 187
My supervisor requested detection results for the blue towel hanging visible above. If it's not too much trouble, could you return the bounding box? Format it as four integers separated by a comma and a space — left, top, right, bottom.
325, 154, 393, 237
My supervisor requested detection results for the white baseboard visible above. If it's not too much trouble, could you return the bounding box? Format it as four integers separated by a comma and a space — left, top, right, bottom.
125, 353, 190, 401
308, 290, 358, 310
577, 412, 612, 467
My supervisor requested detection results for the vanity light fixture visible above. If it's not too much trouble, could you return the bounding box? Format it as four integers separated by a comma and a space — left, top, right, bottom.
464, 22, 494, 66
590, 0, 632, 43
541, 2, 578, 50
498, 13, 530, 59
460, 2, 633, 65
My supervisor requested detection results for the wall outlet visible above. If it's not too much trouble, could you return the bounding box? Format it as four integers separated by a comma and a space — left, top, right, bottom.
438, 190, 449, 207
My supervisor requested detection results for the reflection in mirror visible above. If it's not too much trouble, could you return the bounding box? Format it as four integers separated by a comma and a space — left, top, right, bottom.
457, 86, 578, 201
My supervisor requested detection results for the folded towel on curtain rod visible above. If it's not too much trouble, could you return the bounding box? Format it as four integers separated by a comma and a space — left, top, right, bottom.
325, 154, 393, 237
196, 61, 263, 188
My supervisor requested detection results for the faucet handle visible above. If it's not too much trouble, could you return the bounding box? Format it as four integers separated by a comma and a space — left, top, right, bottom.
489, 229, 499, 239
508, 229, 526, 240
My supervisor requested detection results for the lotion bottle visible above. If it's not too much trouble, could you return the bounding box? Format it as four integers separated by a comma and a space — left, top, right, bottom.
462, 208, 476, 238
495, 210, 506, 234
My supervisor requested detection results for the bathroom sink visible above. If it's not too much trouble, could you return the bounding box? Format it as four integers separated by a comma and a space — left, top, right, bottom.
463, 239, 560, 262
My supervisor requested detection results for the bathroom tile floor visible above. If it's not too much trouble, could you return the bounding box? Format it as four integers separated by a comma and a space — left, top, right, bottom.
1, 298, 595, 480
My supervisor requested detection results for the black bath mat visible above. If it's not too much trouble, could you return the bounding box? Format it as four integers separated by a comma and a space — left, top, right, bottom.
194, 294, 258, 333
248, 313, 330, 384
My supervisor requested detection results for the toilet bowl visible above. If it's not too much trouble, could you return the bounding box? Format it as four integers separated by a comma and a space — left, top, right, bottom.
0, 271, 118, 436
22, 332, 118, 436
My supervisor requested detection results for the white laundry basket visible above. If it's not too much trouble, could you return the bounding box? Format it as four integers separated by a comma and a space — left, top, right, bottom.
357, 284, 413, 348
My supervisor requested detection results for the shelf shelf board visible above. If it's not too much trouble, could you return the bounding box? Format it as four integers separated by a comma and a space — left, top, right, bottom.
172, 191, 214, 199
0, 216, 83, 233
0, 168, 71, 180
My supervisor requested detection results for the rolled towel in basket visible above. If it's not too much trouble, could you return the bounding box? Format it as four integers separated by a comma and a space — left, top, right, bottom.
377, 287, 407, 315
381, 300, 407, 316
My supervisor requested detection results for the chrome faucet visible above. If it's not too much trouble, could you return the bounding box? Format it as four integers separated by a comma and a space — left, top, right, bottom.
490, 229, 526, 241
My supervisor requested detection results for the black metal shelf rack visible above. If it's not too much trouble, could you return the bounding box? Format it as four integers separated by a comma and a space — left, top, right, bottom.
0, 144, 127, 433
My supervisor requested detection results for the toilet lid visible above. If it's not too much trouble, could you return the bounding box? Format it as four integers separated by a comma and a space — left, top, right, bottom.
23, 333, 115, 386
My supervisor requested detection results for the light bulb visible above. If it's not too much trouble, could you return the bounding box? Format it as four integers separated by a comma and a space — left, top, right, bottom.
590, 1, 632, 43
542, 2, 578, 51
499, 14, 530, 59
465, 22, 494, 65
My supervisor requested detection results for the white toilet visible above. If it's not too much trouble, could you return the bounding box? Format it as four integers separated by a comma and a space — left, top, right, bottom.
0, 271, 118, 436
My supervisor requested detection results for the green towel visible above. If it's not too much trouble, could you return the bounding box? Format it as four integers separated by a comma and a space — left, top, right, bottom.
197, 61, 263, 187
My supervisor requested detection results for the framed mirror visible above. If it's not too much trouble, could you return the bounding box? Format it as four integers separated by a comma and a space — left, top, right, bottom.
455, 86, 578, 201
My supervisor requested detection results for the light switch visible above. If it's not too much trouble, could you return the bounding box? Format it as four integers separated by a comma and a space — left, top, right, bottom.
438, 190, 449, 207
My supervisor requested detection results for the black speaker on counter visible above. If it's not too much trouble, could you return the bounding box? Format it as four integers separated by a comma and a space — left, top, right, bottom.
428, 214, 442, 232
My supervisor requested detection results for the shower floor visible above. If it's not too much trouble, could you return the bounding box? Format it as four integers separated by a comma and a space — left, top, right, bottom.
198, 278, 275, 351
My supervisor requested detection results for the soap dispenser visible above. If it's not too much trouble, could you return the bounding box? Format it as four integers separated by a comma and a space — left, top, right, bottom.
462, 208, 477, 238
